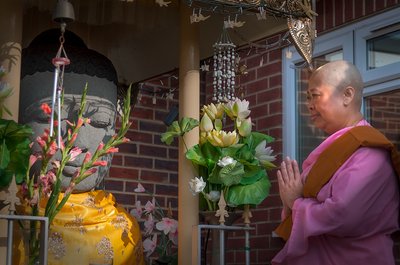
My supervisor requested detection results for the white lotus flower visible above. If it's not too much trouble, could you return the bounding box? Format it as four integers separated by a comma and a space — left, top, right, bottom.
217, 156, 237, 167
188, 176, 206, 195
206, 190, 221, 202
254, 140, 277, 169
224, 98, 251, 120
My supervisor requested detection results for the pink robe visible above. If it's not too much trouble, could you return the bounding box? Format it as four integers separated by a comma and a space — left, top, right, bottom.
272, 120, 399, 265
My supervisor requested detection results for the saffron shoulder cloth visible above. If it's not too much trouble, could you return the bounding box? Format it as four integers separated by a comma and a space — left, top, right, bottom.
274, 125, 400, 241
14, 190, 145, 265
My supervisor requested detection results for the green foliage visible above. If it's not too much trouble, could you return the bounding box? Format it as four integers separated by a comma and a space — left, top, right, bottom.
0, 119, 34, 188
161, 117, 199, 145
228, 173, 271, 205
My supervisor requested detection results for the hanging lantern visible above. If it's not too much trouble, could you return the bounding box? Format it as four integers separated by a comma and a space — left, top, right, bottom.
213, 25, 236, 103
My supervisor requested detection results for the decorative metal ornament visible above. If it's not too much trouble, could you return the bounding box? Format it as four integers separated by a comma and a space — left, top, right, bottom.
52, 0, 75, 24
213, 25, 236, 102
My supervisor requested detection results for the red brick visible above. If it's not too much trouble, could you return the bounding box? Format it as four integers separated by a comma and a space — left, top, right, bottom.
236, 69, 256, 84
247, 78, 268, 95
258, 222, 281, 238
104, 179, 124, 191
166, 197, 178, 209
156, 184, 178, 196
270, 236, 286, 248
269, 128, 282, 140
344, 0, 354, 23
269, 74, 282, 88
244, 94, 257, 107
109, 167, 139, 179
170, 173, 178, 184
251, 105, 268, 119
334, 0, 344, 26
258, 89, 282, 106
140, 170, 169, 182
258, 248, 282, 263
154, 110, 170, 122
246, 55, 264, 70
139, 144, 167, 158
268, 49, 281, 63
258, 114, 283, 130
126, 182, 154, 193
125, 131, 152, 144
316, 0, 324, 32
268, 140, 283, 154
139, 120, 167, 133
386, 0, 396, 7
365, 0, 374, 15
111, 155, 123, 166
125, 156, 153, 168
155, 159, 178, 171
269, 208, 283, 221
117, 143, 137, 154
138, 96, 167, 110
113, 192, 135, 205
168, 148, 178, 159
130, 107, 154, 119
355, 0, 363, 19
130, 119, 138, 130
268, 101, 282, 116
257, 61, 282, 79
236, 250, 258, 263
325, 0, 334, 30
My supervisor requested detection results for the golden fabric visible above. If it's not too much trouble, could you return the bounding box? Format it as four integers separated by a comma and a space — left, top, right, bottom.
14, 190, 145, 265
274, 126, 400, 241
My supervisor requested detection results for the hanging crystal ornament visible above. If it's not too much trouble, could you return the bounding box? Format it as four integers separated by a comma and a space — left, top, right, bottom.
213, 25, 236, 103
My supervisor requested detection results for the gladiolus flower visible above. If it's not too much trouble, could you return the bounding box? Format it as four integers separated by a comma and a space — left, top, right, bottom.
41, 103, 52, 115
49, 141, 58, 151
66, 120, 74, 127
82, 168, 97, 178
29, 142, 34, 148
51, 160, 61, 171
254, 140, 277, 169
200, 114, 213, 132
217, 156, 237, 167
143, 233, 157, 257
43, 185, 52, 197
188, 176, 206, 196
21, 182, 28, 196
112, 134, 117, 140
72, 169, 80, 181
144, 198, 155, 213
64, 183, 75, 197
144, 213, 154, 235
169, 227, 178, 245
29, 155, 37, 168
238, 117, 253, 137
47, 148, 57, 159
93, 161, 108, 166
70, 133, 77, 146
206, 130, 239, 148
156, 218, 178, 235
60, 139, 65, 151
134, 183, 145, 193
36, 136, 46, 148
68, 147, 82, 162
33, 151, 44, 160
97, 142, 104, 152
106, 147, 118, 154
123, 138, 130, 142
28, 189, 40, 207
206, 190, 221, 202
130, 201, 143, 220
41, 132, 49, 142
85, 118, 90, 124
76, 118, 84, 129
44, 128, 50, 134
83, 152, 91, 164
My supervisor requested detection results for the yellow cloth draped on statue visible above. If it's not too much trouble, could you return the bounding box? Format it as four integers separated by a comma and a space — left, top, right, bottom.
13, 190, 145, 265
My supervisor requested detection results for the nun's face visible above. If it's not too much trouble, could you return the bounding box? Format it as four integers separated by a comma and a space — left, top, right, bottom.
22, 95, 117, 193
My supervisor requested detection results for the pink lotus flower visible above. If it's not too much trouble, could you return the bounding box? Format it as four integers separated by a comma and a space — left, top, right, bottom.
144, 198, 155, 213
72, 169, 80, 181
93, 161, 108, 166
143, 233, 157, 258
155, 218, 178, 235
64, 183, 75, 197
28, 189, 40, 207
97, 142, 104, 152
134, 183, 145, 193
106, 147, 118, 154
169, 227, 178, 245
144, 213, 154, 235
68, 147, 82, 162
130, 201, 143, 220
83, 152, 91, 164
41, 103, 52, 115
36, 136, 46, 148
82, 168, 97, 178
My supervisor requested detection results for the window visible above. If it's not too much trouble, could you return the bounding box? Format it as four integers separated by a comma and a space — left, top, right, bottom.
283, 6, 400, 165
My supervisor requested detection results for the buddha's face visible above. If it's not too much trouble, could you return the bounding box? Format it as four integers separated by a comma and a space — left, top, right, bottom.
21, 94, 117, 193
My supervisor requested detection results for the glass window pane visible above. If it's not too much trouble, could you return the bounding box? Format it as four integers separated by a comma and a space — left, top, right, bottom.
364, 90, 400, 151
295, 50, 344, 166
367, 30, 400, 70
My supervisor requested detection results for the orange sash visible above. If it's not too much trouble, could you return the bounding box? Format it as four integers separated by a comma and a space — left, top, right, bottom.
274, 126, 400, 241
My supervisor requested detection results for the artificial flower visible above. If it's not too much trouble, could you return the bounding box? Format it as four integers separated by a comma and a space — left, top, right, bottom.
200, 113, 213, 132
156, 218, 178, 235
206, 130, 239, 148
223, 98, 251, 120
92, 160, 108, 166
130, 201, 143, 220
134, 183, 145, 193
28, 189, 40, 207
217, 156, 237, 167
188, 176, 206, 195
83, 152, 91, 164
106, 147, 119, 154
82, 168, 97, 178
63, 183, 75, 197
201, 103, 224, 120
68, 147, 82, 162
41, 103, 52, 115
206, 190, 221, 202
29, 155, 37, 168
72, 169, 80, 181
96, 142, 104, 152
254, 140, 277, 169
0, 80, 14, 100
145, 198, 156, 213
238, 117, 253, 137
144, 213, 154, 235
143, 233, 157, 257
169, 227, 178, 245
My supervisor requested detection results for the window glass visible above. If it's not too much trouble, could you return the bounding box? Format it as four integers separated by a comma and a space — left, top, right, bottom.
295, 50, 343, 166
364, 89, 400, 151
367, 30, 400, 70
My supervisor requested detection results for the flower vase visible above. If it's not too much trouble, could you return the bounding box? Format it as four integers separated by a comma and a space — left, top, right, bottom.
18, 228, 44, 265
199, 211, 241, 265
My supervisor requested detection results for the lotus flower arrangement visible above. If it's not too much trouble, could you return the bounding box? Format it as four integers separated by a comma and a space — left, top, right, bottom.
161, 98, 276, 211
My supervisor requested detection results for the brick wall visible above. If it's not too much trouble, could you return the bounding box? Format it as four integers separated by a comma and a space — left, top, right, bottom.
105, 1, 400, 264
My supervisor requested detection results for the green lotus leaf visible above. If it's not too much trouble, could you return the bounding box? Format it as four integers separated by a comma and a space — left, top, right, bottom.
161, 117, 199, 145
228, 174, 271, 205
244, 132, 275, 150
222, 144, 244, 158
219, 162, 244, 186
